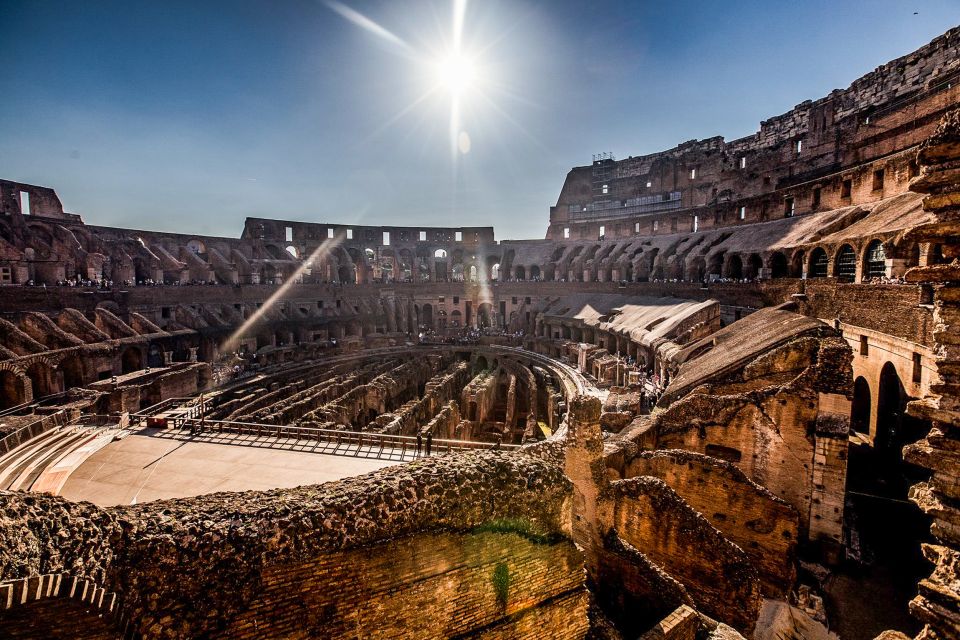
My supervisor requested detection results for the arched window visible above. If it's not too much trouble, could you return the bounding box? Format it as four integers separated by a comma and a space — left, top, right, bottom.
835, 245, 856, 282
865, 240, 886, 279
285, 245, 298, 259
769, 252, 788, 278
726, 255, 743, 279
809, 248, 828, 278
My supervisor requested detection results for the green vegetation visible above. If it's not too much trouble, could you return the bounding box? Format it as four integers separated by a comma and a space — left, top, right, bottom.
492, 562, 510, 608
471, 518, 558, 544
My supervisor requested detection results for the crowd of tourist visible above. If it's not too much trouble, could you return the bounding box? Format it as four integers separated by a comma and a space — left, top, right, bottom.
418, 326, 526, 346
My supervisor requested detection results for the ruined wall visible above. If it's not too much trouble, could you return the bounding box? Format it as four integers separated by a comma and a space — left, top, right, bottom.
0, 451, 586, 639
898, 108, 960, 640
611, 477, 762, 632
547, 28, 960, 239
622, 450, 798, 596
213, 530, 587, 640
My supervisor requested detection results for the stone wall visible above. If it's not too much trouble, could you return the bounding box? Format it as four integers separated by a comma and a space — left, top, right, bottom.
0, 451, 585, 639
622, 450, 798, 596
212, 530, 588, 640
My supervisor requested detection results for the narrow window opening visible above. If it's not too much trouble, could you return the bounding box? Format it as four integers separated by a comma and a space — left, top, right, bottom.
455, 231, 462, 242
795, 139, 803, 155
383, 231, 390, 246
912, 353, 922, 384
689, 168, 697, 180
812, 188, 821, 209
419, 230, 427, 241
872, 169, 885, 191
738, 206, 746, 220
634, 222, 640, 233
563, 227, 570, 239
285, 226, 293, 242
739, 157, 746, 169
784, 197, 795, 217
346, 229, 353, 240
327, 228, 334, 239
860, 336, 869, 356
841, 179, 852, 199
599, 225, 605, 240
19, 191, 30, 215
693, 215, 699, 232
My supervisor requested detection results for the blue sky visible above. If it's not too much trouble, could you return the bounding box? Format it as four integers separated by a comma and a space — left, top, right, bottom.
1, 1, 957, 240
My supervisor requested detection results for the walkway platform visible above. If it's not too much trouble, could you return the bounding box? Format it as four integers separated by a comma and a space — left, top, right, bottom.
59, 427, 398, 506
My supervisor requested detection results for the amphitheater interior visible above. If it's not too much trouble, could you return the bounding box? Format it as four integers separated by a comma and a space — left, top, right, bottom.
1, 26, 960, 640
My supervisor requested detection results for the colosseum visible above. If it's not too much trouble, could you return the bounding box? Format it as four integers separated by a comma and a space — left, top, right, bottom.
1, 22, 959, 640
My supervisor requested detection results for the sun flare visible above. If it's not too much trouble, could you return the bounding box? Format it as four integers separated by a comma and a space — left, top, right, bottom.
435, 52, 477, 96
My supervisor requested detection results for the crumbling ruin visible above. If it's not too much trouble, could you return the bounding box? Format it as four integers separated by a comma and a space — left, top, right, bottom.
1, 26, 959, 640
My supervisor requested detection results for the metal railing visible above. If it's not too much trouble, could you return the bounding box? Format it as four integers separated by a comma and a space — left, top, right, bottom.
159, 416, 518, 460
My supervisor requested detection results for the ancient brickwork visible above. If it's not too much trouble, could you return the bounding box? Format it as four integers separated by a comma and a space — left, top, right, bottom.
622, 450, 798, 596
0, 451, 580, 639
899, 108, 960, 640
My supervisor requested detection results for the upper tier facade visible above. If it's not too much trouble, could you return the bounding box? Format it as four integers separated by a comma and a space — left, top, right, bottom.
0, 27, 957, 290
546, 26, 960, 241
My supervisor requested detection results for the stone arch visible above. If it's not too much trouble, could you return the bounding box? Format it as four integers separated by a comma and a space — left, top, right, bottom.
529, 265, 541, 280
0, 369, 28, 409
121, 346, 144, 374
724, 254, 743, 279
834, 244, 857, 282
514, 265, 526, 280
864, 239, 887, 279
745, 253, 763, 280
768, 251, 789, 279
147, 343, 165, 368
875, 362, 905, 452
808, 248, 828, 278
186, 239, 206, 255
686, 256, 706, 282
707, 252, 724, 279
851, 376, 871, 435
789, 250, 805, 278
60, 354, 85, 390
0, 574, 127, 638
25, 360, 60, 398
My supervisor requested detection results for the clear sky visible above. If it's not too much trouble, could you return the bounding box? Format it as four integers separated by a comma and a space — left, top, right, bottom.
1, 1, 957, 240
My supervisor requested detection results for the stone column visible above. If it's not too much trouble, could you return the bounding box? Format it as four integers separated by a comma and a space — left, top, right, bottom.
900, 109, 960, 639
562, 395, 611, 570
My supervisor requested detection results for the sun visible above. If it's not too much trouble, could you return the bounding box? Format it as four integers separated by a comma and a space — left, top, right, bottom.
435, 52, 477, 96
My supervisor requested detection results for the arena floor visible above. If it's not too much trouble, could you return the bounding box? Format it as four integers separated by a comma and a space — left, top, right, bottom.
59, 427, 398, 506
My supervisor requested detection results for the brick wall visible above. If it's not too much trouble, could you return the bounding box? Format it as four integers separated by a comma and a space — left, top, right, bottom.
215, 530, 588, 640
623, 450, 798, 596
